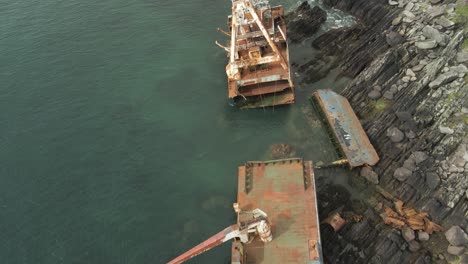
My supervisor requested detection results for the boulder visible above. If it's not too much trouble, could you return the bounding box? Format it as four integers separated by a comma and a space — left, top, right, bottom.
447, 245, 465, 256
457, 51, 468, 63
430, 0, 442, 4
392, 16, 402, 26
421, 26, 448, 46
415, 40, 437, 50
403, 226, 416, 242
368, 90, 382, 99
405, 130, 416, 139
386, 31, 405, 46
394, 167, 412, 181
403, 159, 416, 171
408, 240, 421, 252
426, 172, 440, 189
402, 10, 416, 19
387, 127, 405, 142
435, 17, 455, 28
360, 167, 379, 184
429, 72, 459, 89
389, 0, 399, 5
445, 226, 468, 246
451, 64, 468, 74
439, 126, 454, 134
427, 5, 445, 18
406, 68, 416, 77
418, 231, 430, 241
412, 64, 425, 72
383, 91, 394, 100
412, 151, 428, 164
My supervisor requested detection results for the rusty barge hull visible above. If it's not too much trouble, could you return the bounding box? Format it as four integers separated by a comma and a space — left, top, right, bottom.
236, 158, 323, 263
313, 90, 379, 167
219, 0, 294, 109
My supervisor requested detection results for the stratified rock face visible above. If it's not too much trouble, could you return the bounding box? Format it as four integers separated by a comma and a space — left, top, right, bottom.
306, 0, 468, 262
285, 2, 327, 42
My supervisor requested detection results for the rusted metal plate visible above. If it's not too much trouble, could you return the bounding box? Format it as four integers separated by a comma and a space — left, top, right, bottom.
237, 158, 323, 263
313, 89, 379, 167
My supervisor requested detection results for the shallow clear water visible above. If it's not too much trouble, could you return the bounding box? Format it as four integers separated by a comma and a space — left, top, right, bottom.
0, 0, 353, 263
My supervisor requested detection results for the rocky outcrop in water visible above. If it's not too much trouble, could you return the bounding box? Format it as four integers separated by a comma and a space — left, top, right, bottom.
285, 2, 327, 43
289, 0, 468, 262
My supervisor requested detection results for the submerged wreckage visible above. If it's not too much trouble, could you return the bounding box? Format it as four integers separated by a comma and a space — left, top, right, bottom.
216, 0, 294, 109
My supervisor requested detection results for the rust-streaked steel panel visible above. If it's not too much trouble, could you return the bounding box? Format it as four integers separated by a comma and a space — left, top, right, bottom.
237, 158, 323, 263
314, 90, 379, 167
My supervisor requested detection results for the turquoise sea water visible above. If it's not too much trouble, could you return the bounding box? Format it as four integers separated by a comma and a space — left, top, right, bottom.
0, 0, 353, 263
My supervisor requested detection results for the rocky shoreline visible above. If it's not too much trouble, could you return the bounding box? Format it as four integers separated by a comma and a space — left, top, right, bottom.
287, 0, 467, 262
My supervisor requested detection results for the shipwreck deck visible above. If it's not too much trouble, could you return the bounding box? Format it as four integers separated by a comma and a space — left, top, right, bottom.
237, 158, 323, 264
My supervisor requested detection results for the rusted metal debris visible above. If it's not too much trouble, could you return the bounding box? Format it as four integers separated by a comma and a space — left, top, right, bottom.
313, 90, 380, 168
323, 212, 346, 232
381, 200, 443, 235
217, 0, 294, 109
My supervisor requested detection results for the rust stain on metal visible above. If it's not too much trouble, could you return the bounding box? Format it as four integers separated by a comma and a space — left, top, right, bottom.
313, 89, 380, 168
217, 0, 294, 109
237, 158, 323, 263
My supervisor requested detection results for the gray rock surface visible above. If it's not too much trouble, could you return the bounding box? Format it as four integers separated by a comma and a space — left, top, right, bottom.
408, 240, 421, 252
368, 90, 382, 99
394, 167, 412, 181
439, 126, 454, 134
447, 245, 465, 256
415, 40, 437, 49
421, 25, 448, 46
387, 127, 405, 142
429, 72, 459, 89
445, 226, 468, 246
402, 226, 415, 242
426, 172, 440, 189
418, 231, 430, 241
361, 167, 379, 184
435, 17, 455, 28
457, 51, 468, 63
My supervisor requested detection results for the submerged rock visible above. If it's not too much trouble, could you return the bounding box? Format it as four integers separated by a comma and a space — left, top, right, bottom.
286, 2, 327, 42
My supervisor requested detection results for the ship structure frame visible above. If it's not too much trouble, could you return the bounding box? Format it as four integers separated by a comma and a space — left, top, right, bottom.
216, 0, 295, 109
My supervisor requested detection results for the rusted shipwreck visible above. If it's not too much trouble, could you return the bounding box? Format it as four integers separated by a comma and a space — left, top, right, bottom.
216, 0, 294, 109
168, 158, 323, 264
312, 89, 380, 168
